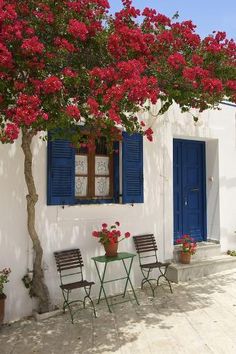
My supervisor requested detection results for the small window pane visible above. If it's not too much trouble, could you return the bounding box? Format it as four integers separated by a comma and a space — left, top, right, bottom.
95, 156, 109, 175
75, 176, 88, 197
95, 177, 110, 197
78, 136, 88, 154
75, 155, 88, 175
96, 137, 107, 154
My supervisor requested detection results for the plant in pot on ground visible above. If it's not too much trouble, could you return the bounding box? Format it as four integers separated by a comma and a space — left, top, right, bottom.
176, 235, 197, 264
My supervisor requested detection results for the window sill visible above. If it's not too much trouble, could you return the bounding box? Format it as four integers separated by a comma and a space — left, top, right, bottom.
60, 202, 138, 208
74, 198, 117, 205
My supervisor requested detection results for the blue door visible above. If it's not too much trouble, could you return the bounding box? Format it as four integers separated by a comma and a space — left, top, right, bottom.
173, 139, 206, 243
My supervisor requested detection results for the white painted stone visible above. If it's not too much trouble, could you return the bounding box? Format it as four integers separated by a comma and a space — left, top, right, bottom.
0, 102, 236, 322
33, 309, 63, 321
167, 255, 236, 283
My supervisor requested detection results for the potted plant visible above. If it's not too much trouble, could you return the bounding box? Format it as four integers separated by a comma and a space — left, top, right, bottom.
176, 235, 197, 264
92, 222, 131, 257
0, 268, 11, 325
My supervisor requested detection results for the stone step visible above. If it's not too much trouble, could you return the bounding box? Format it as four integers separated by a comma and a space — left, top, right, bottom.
167, 255, 236, 283
173, 241, 221, 262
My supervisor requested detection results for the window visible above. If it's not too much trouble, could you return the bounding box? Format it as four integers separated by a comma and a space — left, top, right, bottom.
75, 137, 114, 200
47, 132, 143, 205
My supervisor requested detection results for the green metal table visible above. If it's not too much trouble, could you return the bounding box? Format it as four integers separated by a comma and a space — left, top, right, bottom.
92, 252, 139, 312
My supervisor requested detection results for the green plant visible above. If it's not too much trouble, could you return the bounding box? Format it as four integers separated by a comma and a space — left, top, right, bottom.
227, 250, 236, 256
22, 273, 33, 295
0, 268, 11, 297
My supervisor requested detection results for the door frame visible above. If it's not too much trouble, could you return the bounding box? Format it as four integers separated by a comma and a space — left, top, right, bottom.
173, 138, 207, 244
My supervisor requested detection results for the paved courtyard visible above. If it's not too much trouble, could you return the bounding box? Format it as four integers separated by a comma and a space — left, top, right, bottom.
1, 269, 236, 354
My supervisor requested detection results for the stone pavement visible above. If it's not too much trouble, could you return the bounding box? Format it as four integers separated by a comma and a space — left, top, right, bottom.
1, 269, 236, 354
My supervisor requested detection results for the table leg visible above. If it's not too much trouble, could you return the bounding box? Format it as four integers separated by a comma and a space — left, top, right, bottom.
122, 258, 139, 305
93, 260, 112, 313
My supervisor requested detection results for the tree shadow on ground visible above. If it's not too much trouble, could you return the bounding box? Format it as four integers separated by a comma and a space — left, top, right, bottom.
1, 270, 236, 354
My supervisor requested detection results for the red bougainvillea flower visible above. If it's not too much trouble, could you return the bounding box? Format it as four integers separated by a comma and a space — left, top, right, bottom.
167, 53, 186, 69
201, 78, 223, 93
54, 37, 76, 52
0, 43, 13, 68
65, 105, 81, 120
145, 127, 154, 142
67, 19, 88, 40
0, 0, 235, 146
62, 67, 78, 78
21, 36, 45, 55
43, 76, 63, 94
226, 80, 236, 90
87, 97, 100, 116
5, 123, 19, 141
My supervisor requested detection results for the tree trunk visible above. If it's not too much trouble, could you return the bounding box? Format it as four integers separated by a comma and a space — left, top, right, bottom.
21, 129, 50, 313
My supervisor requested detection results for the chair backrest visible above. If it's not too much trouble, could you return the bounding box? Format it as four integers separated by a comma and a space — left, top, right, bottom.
133, 234, 158, 265
54, 248, 84, 284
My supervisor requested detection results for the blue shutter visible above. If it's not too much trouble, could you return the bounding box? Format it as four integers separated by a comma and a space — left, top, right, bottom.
113, 141, 120, 203
47, 138, 75, 205
122, 132, 143, 203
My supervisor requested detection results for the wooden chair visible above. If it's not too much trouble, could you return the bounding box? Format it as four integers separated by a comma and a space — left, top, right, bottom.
54, 248, 96, 323
133, 234, 173, 296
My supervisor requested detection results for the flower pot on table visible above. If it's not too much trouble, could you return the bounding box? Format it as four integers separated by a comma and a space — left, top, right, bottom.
104, 242, 118, 257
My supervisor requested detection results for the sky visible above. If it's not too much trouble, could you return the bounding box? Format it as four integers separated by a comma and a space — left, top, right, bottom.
109, 0, 236, 40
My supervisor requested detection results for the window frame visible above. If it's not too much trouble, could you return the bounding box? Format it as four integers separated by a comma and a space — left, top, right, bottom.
74, 138, 116, 204
47, 132, 143, 206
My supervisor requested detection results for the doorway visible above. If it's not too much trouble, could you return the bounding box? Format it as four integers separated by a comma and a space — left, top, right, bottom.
173, 139, 207, 243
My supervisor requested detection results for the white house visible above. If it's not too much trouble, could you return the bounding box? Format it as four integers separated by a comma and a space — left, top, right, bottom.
1, 101, 236, 323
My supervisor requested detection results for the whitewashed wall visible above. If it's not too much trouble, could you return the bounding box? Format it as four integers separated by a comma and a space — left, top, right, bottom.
0, 102, 236, 322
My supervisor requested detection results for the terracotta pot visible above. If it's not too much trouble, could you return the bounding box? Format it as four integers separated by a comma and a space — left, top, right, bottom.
179, 251, 191, 264
0, 294, 6, 326
104, 242, 118, 257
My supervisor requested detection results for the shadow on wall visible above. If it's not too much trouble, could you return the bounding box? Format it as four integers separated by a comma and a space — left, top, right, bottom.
38, 105, 236, 313
1, 105, 236, 323
0, 137, 41, 322
32, 120, 171, 310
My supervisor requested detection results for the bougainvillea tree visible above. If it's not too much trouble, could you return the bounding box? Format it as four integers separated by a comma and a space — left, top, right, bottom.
0, 0, 235, 312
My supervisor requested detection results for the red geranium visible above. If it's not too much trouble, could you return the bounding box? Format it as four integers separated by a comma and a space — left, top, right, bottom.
92, 222, 131, 245
176, 234, 197, 255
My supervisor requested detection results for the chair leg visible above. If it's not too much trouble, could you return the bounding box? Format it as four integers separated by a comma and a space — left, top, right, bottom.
62, 289, 74, 323
141, 269, 156, 297
84, 286, 97, 318
157, 267, 173, 294
61, 289, 67, 313
167, 278, 173, 293
60, 286, 96, 324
